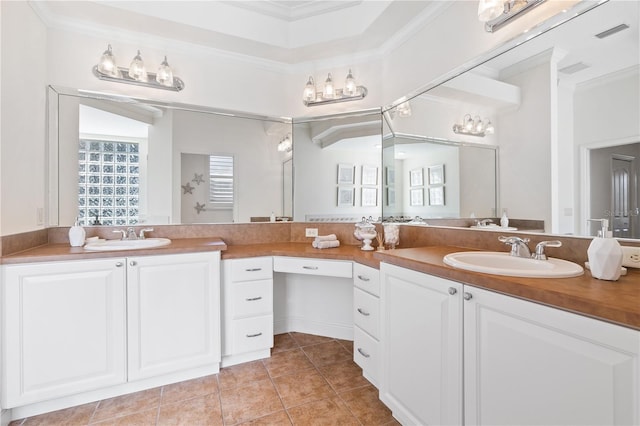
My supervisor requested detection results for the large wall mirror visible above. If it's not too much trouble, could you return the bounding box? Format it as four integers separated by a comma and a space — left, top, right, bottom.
386, 0, 639, 239
49, 87, 293, 226
292, 110, 383, 222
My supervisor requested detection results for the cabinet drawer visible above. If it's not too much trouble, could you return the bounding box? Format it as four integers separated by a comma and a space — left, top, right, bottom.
229, 279, 273, 318
354, 287, 380, 338
231, 315, 274, 354
353, 263, 380, 296
229, 257, 273, 282
273, 256, 352, 278
354, 326, 379, 385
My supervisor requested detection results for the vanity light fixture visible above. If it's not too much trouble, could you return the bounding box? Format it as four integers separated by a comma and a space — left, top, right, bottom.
93, 44, 185, 91
277, 135, 292, 153
453, 114, 495, 137
478, 0, 546, 33
303, 69, 368, 107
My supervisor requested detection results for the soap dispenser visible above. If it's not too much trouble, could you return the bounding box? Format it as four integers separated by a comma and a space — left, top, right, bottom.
500, 210, 509, 228
68, 217, 86, 247
586, 219, 623, 281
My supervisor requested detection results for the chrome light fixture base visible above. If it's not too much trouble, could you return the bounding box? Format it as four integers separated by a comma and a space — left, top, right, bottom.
484, 0, 546, 33
93, 65, 185, 92
303, 86, 368, 107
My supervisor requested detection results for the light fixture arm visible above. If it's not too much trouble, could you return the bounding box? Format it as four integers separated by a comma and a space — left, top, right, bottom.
93, 66, 185, 92
483, 0, 546, 33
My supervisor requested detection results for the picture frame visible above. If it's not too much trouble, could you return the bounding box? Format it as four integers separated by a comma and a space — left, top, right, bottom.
386, 187, 396, 206
410, 168, 424, 187
361, 187, 378, 207
428, 164, 445, 185
410, 188, 424, 206
429, 186, 445, 206
361, 165, 378, 186
337, 187, 355, 207
337, 163, 355, 185
385, 167, 395, 186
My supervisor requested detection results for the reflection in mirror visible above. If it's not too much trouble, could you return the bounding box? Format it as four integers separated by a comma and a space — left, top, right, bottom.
293, 110, 382, 222
386, 0, 639, 239
50, 88, 292, 226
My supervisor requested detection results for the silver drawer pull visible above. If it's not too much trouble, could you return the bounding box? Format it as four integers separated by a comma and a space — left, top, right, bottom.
246, 332, 263, 338
245, 268, 262, 272
357, 275, 370, 282
246, 296, 263, 301
357, 308, 370, 316
303, 266, 319, 270
357, 348, 371, 358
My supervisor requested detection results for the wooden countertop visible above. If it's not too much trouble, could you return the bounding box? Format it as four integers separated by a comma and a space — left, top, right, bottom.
0, 238, 227, 264
375, 246, 640, 331
2, 240, 638, 331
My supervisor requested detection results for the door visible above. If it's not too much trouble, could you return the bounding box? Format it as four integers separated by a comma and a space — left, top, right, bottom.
127, 252, 221, 380
380, 263, 463, 425
611, 155, 637, 238
2, 259, 127, 407
464, 285, 640, 425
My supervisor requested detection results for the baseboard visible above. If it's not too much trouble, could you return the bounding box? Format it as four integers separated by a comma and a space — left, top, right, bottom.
274, 317, 353, 341
221, 349, 271, 367
1, 409, 12, 426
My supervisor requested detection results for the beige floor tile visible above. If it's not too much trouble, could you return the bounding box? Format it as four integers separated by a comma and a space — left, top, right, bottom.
272, 333, 299, 354
272, 368, 335, 409
289, 332, 333, 347
336, 339, 354, 355
263, 348, 314, 378
339, 384, 395, 425
238, 410, 292, 425
90, 408, 158, 426
90, 388, 161, 423
218, 360, 270, 390
287, 397, 360, 425
157, 394, 222, 426
22, 402, 98, 426
302, 341, 352, 367
317, 358, 370, 393
161, 375, 218, 405
219, 378, 284, 425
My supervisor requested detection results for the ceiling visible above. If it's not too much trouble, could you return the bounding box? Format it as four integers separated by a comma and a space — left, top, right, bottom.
31, 0, 448, 66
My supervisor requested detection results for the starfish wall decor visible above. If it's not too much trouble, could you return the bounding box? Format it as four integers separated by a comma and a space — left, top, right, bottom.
182, 182, 195, 194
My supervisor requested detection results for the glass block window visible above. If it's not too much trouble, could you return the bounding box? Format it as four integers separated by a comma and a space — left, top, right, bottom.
209, 155, 234, 206
78, 139, 139, 226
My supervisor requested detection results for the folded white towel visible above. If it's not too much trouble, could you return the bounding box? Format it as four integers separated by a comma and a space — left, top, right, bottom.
312, 240, 340, 249
315, 234, 337, 242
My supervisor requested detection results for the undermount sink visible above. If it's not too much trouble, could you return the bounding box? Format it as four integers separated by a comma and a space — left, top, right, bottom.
84, 238, 171, 251
443, 251, 584, 278
470, 224, 518, 231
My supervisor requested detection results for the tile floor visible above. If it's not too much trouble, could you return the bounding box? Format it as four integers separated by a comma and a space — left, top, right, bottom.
9, 333, 398, 425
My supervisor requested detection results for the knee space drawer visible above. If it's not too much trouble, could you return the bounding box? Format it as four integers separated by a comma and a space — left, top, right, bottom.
228, 257, 273, 282
273, 256, 352, 278
228, 279, 273, 318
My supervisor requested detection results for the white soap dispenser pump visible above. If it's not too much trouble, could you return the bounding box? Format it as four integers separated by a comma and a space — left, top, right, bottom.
586, 219, 623, 281
500, 210, 509, 228
68, 217, 86, 247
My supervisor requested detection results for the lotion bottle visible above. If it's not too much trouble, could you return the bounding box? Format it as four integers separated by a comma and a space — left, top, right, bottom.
587, 219, 623, 281
500, 210, 509, 228
68, 218, 86, 247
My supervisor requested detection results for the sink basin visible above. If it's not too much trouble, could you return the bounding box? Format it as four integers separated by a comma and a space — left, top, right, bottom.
470, 224, 518, 231
443, 251, 584, 278
84, 238, 171, 251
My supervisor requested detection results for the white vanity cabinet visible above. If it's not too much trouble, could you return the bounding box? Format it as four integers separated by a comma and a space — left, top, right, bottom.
2, 251, 221, 410
127, 252, 221, 380
379, 262, 463, 426
2, 258, 128, 408
221, 256, 273, 366
352, 263, 381, 386
380, 262, 640, 426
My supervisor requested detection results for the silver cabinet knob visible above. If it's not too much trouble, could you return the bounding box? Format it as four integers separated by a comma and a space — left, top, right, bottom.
129, 260, 137, 266
463, 292, 473, 301
448, 287, 457, 295
115, 262, 123, 267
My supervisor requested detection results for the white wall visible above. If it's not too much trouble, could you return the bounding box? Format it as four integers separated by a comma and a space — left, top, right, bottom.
1, 2, 47, 235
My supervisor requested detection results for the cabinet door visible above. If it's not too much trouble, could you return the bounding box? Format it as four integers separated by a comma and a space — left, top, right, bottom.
127, 252, 221, 380
380, 263, 463, 426
2, 259, 127, 407
464, 285, 640, 426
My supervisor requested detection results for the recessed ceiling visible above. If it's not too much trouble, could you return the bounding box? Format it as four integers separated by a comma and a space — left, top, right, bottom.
31, 0, 448, 66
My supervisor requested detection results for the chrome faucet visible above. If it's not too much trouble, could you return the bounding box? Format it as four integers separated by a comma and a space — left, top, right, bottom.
477, 218, 493, 227
113, 227, 144, 240
138, 228, 154, 239
532, 240, 562, 260
498, 236, 531, 258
